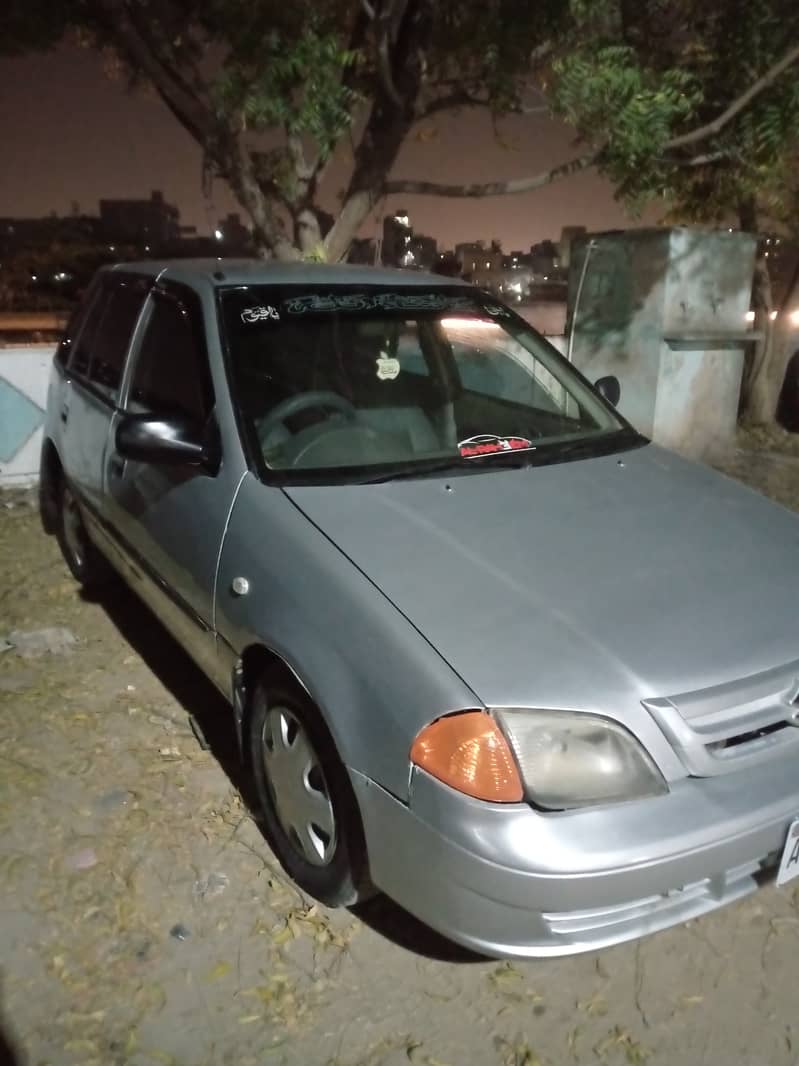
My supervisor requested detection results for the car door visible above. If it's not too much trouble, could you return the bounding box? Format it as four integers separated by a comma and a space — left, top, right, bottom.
59, 273, 150, 527
104, 282, 237, 690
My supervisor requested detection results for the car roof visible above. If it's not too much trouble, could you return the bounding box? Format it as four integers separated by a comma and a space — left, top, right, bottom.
104, 258, 471, 290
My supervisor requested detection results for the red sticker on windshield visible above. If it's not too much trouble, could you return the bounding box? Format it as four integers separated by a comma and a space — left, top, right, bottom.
458, 434, 535, 458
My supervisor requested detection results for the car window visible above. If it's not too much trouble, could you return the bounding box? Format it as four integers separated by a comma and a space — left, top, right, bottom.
221, 285, 626, 481
69, 286, 107, 379
56, 281, 100, 369
86, 279, 149, 398
443, 320, 577, 419
128, 291, 213, 421
394, 322, 431, 378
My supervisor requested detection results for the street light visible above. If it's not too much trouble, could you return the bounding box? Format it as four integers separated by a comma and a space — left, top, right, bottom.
214, 229, 224, 241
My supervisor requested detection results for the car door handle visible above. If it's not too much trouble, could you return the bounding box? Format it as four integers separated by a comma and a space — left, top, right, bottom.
109, 455, 125, 478
60, 404, 69, 424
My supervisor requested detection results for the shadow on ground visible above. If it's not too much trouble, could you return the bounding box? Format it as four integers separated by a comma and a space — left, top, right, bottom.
90, 580, 484, 965
0, 1026, 21, 1066
0, 988, 23, 1066
89, 581, 246, 799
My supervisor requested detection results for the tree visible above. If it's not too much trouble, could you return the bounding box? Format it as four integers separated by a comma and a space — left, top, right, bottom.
385, 0, 799, 425
6, 2, 799, 425
5, 0, 799, 275
2, 0, 572, 262
567, 0, 799, 427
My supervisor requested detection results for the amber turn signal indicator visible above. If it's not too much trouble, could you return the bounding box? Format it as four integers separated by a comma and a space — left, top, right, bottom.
410, 711, 524, 802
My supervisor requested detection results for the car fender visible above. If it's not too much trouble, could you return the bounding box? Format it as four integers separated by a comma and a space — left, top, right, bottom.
214, 473, 479, 801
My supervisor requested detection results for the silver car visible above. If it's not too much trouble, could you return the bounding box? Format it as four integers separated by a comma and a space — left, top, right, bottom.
39, 260, 799, 958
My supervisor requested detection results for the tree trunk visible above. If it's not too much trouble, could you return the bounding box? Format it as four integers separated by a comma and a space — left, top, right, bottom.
737, 198, 778, 426
740, 240, 799, 426
325, 1, 431, 263
739, 247, 773, 421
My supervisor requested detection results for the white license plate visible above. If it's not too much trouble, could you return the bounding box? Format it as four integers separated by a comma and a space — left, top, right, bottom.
777, 819, 799, 887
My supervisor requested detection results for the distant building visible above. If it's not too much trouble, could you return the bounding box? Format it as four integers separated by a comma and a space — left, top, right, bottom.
382, 210, 437, 269
382, 210, 413, 267
433, 251, 461, 277
558, 226, 586, 270
468, 242, 507, 292
409, 234, 438, 270
99, 190, 181, 247
529, 239, 560, 278
0, 214, 101, 255
214, 213, 252, 254
455, 241, 486, 276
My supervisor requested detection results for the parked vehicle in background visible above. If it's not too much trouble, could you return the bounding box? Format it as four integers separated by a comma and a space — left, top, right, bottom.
39, 259, 799, 957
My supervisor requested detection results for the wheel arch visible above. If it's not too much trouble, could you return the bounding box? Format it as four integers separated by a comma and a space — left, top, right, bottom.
39, 436, 63, 535
234, 642, 323, 759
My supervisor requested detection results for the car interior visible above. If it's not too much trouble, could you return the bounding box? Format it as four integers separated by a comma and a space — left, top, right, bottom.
232, 313, 602, 470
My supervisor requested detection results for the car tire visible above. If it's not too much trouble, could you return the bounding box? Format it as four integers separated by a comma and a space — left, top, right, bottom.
56, 478, 113, 591
248, 674, 373, 907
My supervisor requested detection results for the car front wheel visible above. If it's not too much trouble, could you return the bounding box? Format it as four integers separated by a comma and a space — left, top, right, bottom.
248, 674, 372, 907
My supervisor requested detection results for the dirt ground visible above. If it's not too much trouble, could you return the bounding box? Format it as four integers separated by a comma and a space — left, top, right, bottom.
2, 447, 799, 1066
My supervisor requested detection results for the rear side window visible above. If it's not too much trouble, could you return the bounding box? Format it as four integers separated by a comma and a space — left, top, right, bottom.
69, 288, 105, 378
55, 283, 99, 369
128, 291, 213, 421
87, 280, 149, 396
68, 276, 148, 396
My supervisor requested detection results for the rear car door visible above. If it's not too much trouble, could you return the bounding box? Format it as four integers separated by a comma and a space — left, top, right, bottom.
59, 273, 149, 523
104, 282, 238, 689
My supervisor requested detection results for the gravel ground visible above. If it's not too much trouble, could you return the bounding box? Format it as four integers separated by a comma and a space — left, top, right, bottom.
2, 447, 799, 1066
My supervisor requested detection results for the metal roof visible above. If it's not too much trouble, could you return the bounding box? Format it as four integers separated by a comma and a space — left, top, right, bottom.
105, 258, 469, 289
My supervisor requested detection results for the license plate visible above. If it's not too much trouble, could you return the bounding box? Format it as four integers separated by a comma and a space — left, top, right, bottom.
777, 819, 799, 887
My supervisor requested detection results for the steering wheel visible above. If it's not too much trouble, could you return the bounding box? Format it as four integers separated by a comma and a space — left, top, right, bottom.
257, 390, 357, 445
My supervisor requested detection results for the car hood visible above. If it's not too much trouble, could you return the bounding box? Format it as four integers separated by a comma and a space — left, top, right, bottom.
284, 445, 799, 715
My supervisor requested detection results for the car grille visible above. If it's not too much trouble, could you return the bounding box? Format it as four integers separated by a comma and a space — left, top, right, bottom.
643, 658, 799, 776
543, 853, 778, 940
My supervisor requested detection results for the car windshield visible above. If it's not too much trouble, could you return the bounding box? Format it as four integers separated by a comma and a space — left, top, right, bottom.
220, 285, 631, 482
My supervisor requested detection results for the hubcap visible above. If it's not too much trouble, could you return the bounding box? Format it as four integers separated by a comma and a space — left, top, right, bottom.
261, 705, 337, 867
62, 487, 86, 570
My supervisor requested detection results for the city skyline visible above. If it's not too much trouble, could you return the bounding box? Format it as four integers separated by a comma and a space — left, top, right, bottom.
0, 44, 661, 252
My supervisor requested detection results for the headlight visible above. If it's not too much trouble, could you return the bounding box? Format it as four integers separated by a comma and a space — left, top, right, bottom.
494, 709, 667, 810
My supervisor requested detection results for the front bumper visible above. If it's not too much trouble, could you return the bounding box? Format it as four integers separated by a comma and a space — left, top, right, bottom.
350, 751, 799, 958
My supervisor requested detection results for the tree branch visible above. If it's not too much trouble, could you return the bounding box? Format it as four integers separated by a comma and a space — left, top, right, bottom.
667, 42, 799, 150
325, 0, 432, 261
286, 133, 315, 185
225, 129, 299, 260
361, 0, 409, 109
387, 42, 799, 200
385, 151, 597, 198
416, 88, 490, 118
92, 0, 215, 145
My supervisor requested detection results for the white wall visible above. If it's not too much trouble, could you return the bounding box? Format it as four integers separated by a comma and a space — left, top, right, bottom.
0, 345, 56, 485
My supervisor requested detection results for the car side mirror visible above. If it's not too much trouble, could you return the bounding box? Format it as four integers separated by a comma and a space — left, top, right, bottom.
594, 375, 621, 407
116, 413, 219, 472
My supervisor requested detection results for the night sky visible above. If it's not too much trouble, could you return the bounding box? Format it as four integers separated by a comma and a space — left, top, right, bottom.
0, 44, 660, 250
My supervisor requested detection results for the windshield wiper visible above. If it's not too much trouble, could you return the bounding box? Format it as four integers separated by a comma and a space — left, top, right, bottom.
535, 429, 644, 462
362, 453, 531, 484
